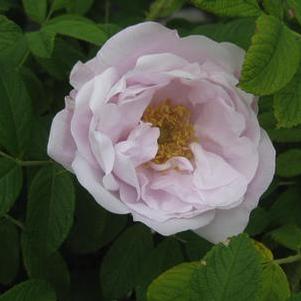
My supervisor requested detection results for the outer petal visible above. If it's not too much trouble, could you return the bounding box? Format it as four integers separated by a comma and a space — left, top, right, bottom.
220, 42, 245, 77
243, 129, 276, 210
47, 104, 76, 170
193, 206, 251, 244
71, 68, 118, 165
69, 57, 107, 90
96, 22, 179, 74
194, 129, 275, 244
72, 152, 129, 214
132, 209, 215, 236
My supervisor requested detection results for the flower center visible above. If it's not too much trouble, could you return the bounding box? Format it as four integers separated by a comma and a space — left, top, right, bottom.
142, 99, 196, 164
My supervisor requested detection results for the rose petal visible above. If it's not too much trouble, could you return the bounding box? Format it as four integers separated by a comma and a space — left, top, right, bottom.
47, 102, 76, 170
194, 205, 250, 243
72, 152, 129, 214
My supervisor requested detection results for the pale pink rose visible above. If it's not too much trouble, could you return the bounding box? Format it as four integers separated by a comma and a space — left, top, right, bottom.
48, 22, 275, 243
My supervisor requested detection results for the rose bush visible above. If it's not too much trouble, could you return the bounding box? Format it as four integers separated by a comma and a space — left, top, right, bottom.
48, 22, 275, 243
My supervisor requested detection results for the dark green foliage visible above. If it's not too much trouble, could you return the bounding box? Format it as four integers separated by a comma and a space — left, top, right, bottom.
0, 1, 301, 300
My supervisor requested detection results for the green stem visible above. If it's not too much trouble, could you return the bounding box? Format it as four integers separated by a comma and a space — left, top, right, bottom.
0, 150, 52, 166
0, 150, 15, 161
17, 50, 30, 69
20, 160, 52, 167
274, 253, 301, 265
4, 214, 25, 230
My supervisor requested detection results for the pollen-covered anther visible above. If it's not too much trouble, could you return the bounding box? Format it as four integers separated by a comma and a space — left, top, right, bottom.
142, 99, 196, 164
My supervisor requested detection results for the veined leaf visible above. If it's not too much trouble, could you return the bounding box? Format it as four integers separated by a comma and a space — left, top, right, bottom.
274, 63, 301, 128
24, 165, 75, 256
268, 224, 301, 251
0, 158, 22, 216
240, 14, 300, 95
191, 0, 261, 17
0, 16, 23, 55
191, 18, 256, 50
193, 234, 262, 301
147, 0, 186, 20
147, 262, 201, 301
100, 224, 153, 300
260, 262, 290, 301
44, 15, 107, 45
270, 187, 301, 228
22, 0, 47, 23
67, 185, 127, 254
0, 219, 19, 285
0, 63, 33, 156
26, 30, 56, 59
276, 149, 301, 177
0, 279, 56, 301
22, 237, 70, 300
288, 0, 301, 25
66, 0, 94, 15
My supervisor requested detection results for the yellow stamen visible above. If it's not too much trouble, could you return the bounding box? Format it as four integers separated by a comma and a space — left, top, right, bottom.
142, 99, 196, 164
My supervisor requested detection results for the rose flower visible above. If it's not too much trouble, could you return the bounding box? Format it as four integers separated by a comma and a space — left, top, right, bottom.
48, 22, 275, 243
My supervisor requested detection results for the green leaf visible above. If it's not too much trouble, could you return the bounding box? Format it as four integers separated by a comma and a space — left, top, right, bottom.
274, 63, 301, 128
22, 0, 47, 23
0, 16, 27, 66
0, 0, 16, 11
67, 185, 127, 254
270, 187, 301, 228
147, 0, 186, 20
36, 38, 85, 80
98, 23, 121, 38
191, 18, 256, 50
51, 0, 67, 12
263, 0, 284, 19
0, 63, 33, 156
100, 224, 153, 300
259, 112, 301, 142
289, 293, 301, 301
0, 16, 23, 56
288, 0, 301, 25
276, 149, 301, 177
177, 231, 212, 261
0, 158, 22, 216
137, 238, 185, 300
268, 224, 301, 251
26, 30, 56, 59
66, 0, 94, 15
260, 263, 290, 301
191, 0, 261, 17
21, 68, 49, 115
246, 207, 270, 236
24, 165, 75, 256
193, 234, 262, 301
147, 262, 201, 301
0, 279, 56, 301
240, 14, 300, 95
286, 261, 301, 294
22, 237, 70, 300
44, 15, 107, 45
0, 218, 19, 285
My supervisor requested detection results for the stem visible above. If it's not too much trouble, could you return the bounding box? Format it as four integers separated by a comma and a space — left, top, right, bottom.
20, 160, 52, 167
44, 4, 54, 24
17, 50, 30, 69
4, 214, 25, 230
0, 150, 15, 161
274, 253, 301, 265
0, 150, 52, 166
